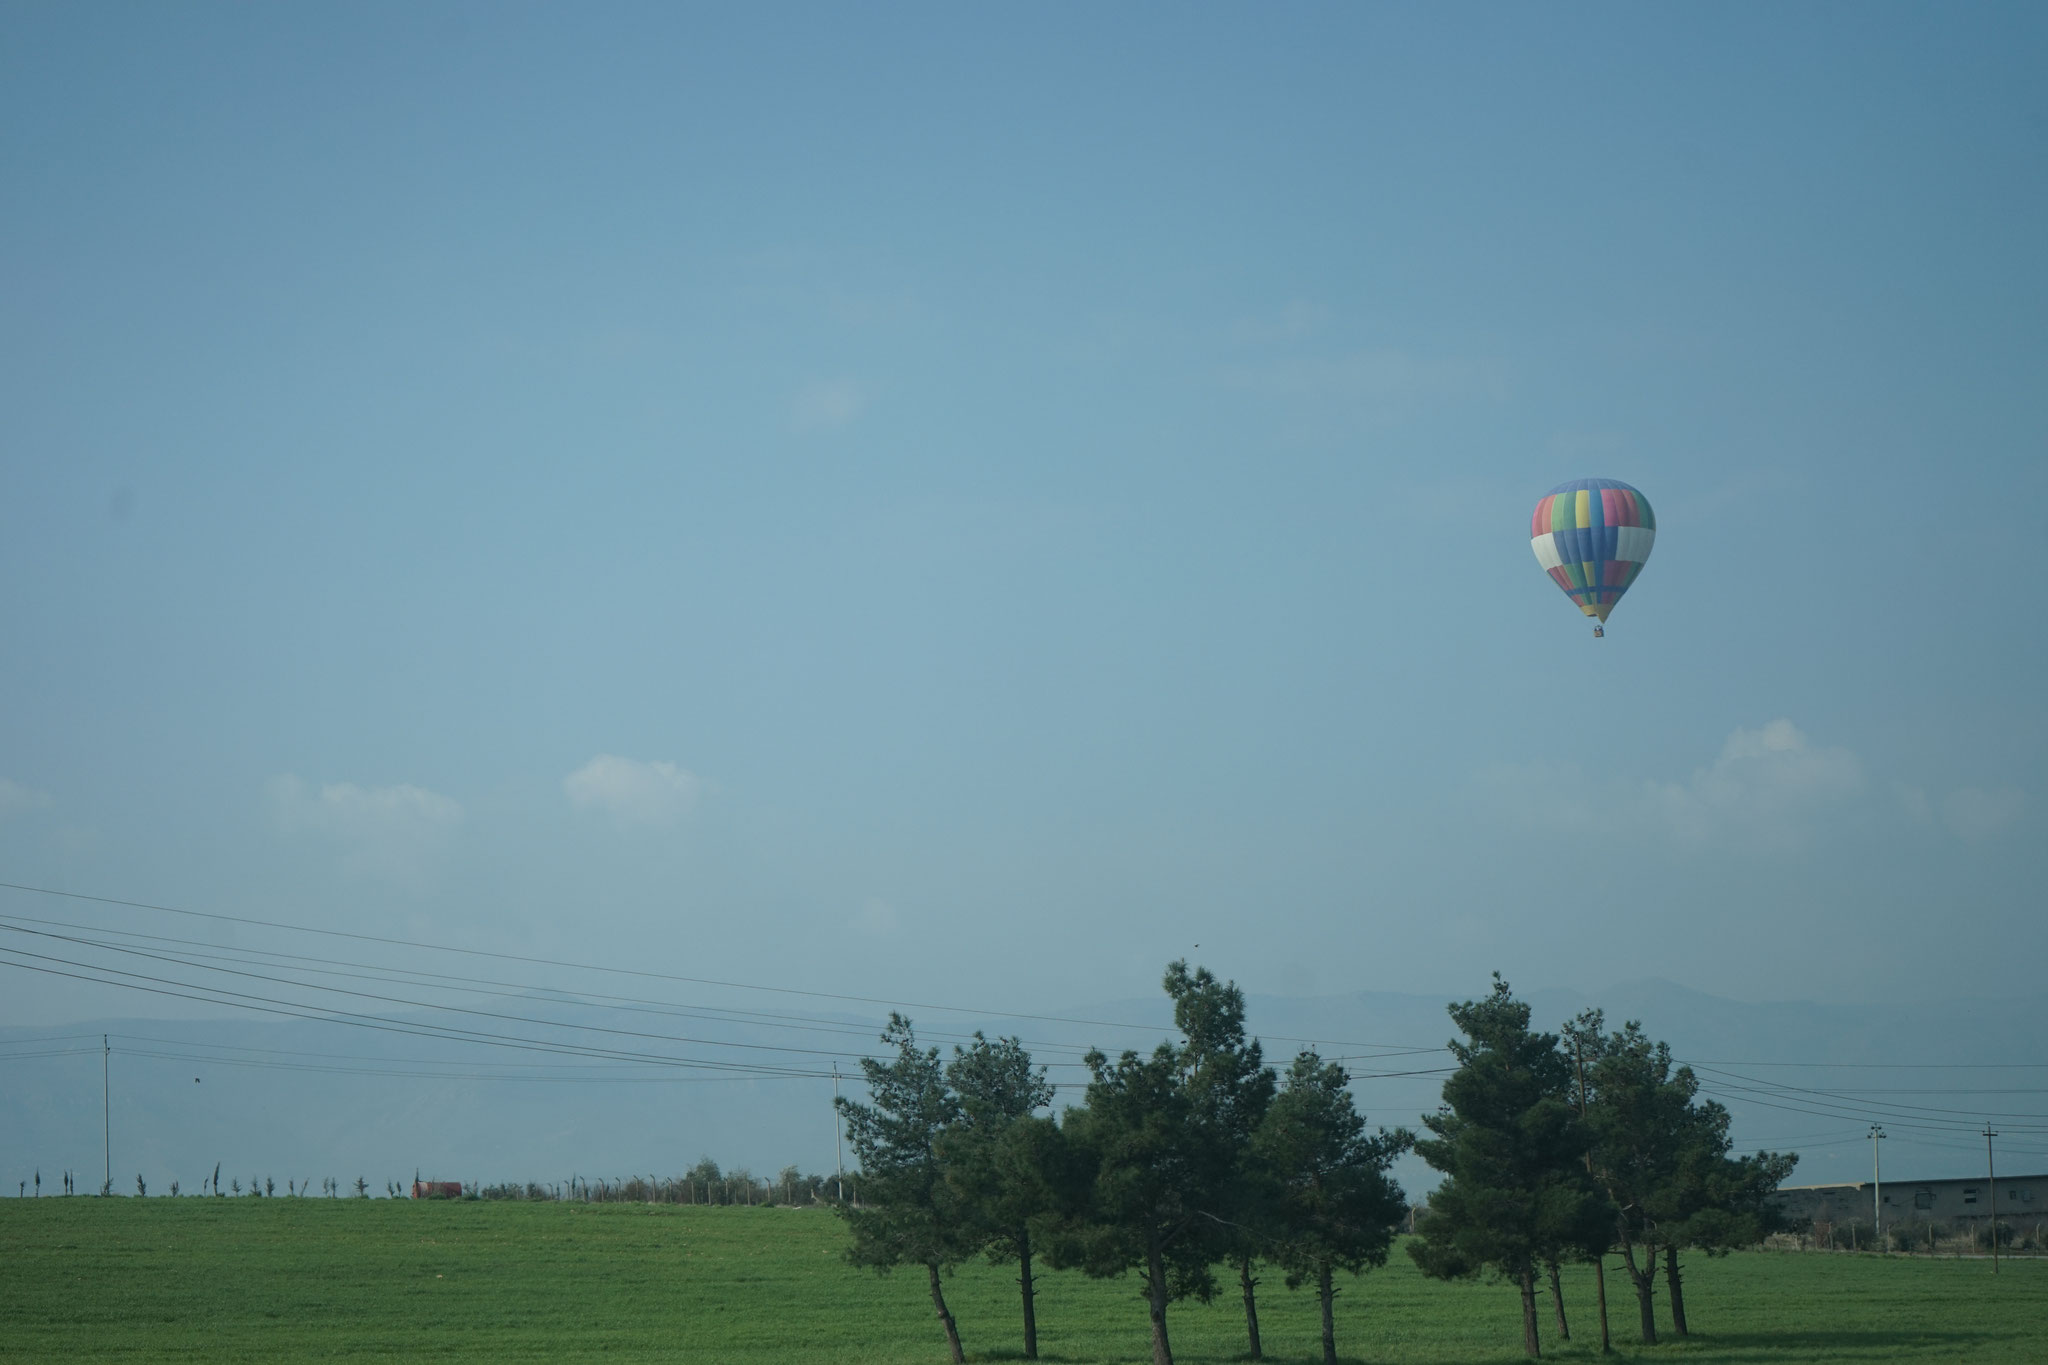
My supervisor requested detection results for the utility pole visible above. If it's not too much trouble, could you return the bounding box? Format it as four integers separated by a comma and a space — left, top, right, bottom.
1983, 1123, 1999, 1274
102, 1034, 111, 1196
832, 1062, 845, 1204
1869, 1125, 1885, 1253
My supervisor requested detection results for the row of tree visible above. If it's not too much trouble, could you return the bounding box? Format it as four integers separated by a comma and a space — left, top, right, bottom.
836, 962, 1408, 1365
836, 966, 1797, 1364
1410, 975, 1796, 1356
465, 1166, 844, 1204
17, 1165, 851, 1207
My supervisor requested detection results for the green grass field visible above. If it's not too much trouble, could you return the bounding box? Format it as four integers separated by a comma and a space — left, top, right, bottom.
2, 1200, 2041, 1364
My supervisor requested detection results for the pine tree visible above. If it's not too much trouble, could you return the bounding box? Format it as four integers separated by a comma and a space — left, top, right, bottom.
835, 1015, 974, 1364
1255, 1050, 1411, 1365
941, 1033, 1062, 1359
1575, 1015, 1797, 1340
1168, 962, 1277, 1362
1057, 962, 1272, 1365
1410, 976, 1608, 1359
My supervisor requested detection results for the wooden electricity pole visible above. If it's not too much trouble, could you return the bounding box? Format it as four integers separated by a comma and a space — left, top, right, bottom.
833, 1062, 845, 1203
1983, 1123, 1999, 1275
102, 1034, 111, 1197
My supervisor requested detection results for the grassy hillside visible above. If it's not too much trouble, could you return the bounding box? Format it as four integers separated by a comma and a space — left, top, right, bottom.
2, 1198, 2042, 1363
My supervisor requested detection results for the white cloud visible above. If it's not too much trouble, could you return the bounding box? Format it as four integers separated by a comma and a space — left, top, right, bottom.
0, 777, 54, 820
266, 775, 462, 879
1480, 719, 1862, 852
1646, 719, 1863, 847
563, 754, 702, 825
1942, 786, 2026, 842
1482, 724, 2033, 855
790, 378, 865, 431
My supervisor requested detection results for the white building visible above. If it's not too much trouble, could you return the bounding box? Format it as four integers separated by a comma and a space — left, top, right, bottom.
1774, 1173, 2044, 1229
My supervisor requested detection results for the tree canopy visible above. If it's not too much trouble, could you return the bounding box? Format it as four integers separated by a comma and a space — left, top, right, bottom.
940, 1032, 1063, 1359
1255, 1050, 1412, 1365
835, 1015, 973, 1364
1409, 976, 1609, 1359
832, 969, 1797, 1365
1571, 1011, 1797, 1342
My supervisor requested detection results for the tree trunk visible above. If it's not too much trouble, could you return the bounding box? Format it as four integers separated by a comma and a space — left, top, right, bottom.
1663, 1245, 1688, 1337
1616, 1236, 1657, 1346
1238, 1254, 1263, 1361
1518, 1260, 1542, 1358
1018, 1226, 1039, 1359
927, 1261, 964, 1365
1146, 1240, 1174, 1365
1593, 1253, 1612, 1354
1547, 1257, 1569, 1340
1318, 1260, 1339, 1365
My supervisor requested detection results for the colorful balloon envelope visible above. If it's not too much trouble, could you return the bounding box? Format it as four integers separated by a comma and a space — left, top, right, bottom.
1530, 478, 1655, 633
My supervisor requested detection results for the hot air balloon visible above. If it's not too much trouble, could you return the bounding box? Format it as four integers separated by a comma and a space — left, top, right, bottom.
1529, 478, 1655, 637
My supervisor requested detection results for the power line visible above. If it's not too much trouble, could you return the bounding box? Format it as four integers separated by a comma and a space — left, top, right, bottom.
1682, 1059, 2048, 1070
16, 943, 2041, 1147
1693, 1064, 2048, 1125
9, 882, 2041, 1153
1738, 1087, 2048, 1096
6, 933, 1457, 1095
115, 1045, 821, 1084
0, 1031, 109, 1046
1344, 1066, 1458, 1080
4, 922, 1107, 1071
112, 1033, 723, 1070
1692, 1083, 2048, 1139
0, 949, 835, 1078
1728, 1129, 1867, 1146
0, 881, 1440, 1052
0, 926, 896, 1065
0, 909, 1112, 1058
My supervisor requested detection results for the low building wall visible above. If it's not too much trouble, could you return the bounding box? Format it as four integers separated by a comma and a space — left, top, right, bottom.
1775, 1173, 2044, 1227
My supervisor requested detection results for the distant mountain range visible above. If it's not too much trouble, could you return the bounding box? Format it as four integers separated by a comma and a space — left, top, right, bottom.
4, 979, 2040, 1199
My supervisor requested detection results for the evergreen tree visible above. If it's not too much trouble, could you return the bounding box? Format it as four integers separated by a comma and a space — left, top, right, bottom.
1559, 1008, 1617, 1353
835, 1014, 973, 1364
1167, 961, 1277, 1361
1056, 961, 1271, 1365
1576, 1017, 1798, 1339
1060, 1041, 1197, 1365
1410, 976, 1608, 1359
941, 1032, 1062, 1359
1254, 1050, 1412, 1365
1575, 1018, 1679, 1343
1665, 1137, 1798, 1329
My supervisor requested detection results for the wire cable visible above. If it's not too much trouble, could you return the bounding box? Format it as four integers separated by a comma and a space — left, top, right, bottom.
0, 881, 1444, 1053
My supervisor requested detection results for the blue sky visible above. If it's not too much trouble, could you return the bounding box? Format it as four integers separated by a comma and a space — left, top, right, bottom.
2, 1, 2044, 1029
